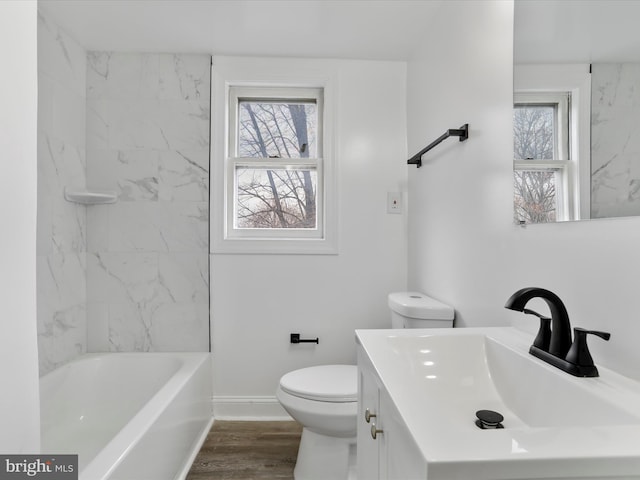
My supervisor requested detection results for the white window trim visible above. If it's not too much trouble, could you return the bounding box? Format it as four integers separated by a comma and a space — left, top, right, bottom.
210, 56, 338, 255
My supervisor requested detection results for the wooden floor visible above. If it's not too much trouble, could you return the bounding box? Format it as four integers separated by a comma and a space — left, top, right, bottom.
186, 421, 302, 480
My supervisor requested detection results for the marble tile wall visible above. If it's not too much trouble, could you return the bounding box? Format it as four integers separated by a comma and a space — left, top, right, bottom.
591, 63, 640, 218
37, 11, 88, 374
85, 53, 210, 352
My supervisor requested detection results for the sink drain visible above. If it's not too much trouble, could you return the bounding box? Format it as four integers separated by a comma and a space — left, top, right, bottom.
475, 409, 504, 429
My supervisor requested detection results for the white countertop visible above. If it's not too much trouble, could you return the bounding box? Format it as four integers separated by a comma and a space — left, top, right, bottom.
355, 327, 640, 479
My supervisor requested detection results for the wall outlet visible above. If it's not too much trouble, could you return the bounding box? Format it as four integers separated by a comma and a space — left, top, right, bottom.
387, 192, 402, 214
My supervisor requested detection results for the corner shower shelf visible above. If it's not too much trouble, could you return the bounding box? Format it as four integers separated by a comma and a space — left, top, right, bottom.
64, 187, 118, 205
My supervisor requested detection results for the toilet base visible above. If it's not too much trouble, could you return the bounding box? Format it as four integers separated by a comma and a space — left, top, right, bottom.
294, 428, 357, 480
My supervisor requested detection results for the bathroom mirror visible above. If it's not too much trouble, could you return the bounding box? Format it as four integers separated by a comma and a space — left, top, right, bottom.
513, 0, 640, 223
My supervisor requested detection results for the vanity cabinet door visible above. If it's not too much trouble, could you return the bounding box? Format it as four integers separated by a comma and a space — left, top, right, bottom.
357, 350, 381, 479
379, 390, 427, 480
357, 345, 428, 480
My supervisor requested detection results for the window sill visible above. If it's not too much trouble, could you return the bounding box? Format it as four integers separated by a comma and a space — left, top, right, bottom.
211, 236, 339, 255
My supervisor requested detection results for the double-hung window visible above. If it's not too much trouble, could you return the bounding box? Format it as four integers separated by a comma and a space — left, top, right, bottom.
210, 56, 337, 254
513, 92, 576, 224
228, 87, 323, 237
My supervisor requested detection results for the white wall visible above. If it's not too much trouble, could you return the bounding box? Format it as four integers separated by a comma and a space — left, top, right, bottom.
407, 0, 515, 328
407, 0, 640, 381
0, 0, 40, 451
211, 59, 408, 417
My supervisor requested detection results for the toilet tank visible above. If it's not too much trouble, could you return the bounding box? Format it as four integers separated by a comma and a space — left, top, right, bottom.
388, 292, 454, 328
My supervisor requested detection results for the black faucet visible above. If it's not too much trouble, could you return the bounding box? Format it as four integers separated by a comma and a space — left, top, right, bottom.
504, 287, 610, 377
504, 287, 572, 357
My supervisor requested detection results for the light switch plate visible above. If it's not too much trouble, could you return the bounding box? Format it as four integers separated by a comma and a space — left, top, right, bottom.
387, 192, 402, 214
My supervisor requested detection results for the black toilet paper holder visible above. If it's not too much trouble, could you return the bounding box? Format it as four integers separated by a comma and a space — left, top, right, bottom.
290, 333, 319, 344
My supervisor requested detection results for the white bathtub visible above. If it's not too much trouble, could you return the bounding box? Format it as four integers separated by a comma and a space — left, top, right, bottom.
40, 352, 213, 480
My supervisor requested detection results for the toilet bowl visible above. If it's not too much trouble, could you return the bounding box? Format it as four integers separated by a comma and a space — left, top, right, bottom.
277, 292, 454, 480
276, 365, 357, 480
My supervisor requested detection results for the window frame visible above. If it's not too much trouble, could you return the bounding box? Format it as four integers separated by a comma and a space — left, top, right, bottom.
513, 91, 576, 223
513, 64, 591, 223
210, 56, 338, 255
227, 87, 324, 240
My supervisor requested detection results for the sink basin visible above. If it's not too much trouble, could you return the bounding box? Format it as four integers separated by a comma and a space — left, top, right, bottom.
386, 333, 640, 429
356, 327, 640, 479
485, 335, 640, 428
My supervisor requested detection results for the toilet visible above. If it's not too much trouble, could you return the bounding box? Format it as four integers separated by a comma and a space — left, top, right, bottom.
276, 292, 454, 480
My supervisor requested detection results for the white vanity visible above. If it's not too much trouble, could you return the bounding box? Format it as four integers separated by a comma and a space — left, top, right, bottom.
355, 327, 640, 480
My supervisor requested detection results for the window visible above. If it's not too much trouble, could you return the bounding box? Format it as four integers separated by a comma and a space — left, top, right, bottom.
228, 87, 323, 237
513, 92, 576, 224
210, 56, 337, 254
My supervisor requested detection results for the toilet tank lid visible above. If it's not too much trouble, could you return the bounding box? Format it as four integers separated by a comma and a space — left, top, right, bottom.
388, 292, 454, 320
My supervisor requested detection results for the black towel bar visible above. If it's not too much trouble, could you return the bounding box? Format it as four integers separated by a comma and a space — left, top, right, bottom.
407, 124, 469, 168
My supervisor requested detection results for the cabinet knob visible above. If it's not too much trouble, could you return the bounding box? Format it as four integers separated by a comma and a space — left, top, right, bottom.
365, 408, 377, 423
371, 423, 383, 440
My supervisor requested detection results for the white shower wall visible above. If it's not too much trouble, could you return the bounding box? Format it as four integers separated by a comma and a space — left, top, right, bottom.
85, 52, 210, 352
37, 10, 88, 374
36, 10, 210, 373
591, 63, 640, 218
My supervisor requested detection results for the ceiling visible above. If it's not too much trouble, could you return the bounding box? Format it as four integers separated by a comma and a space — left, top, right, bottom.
515, 0, 640, 63
38, 0, 443, 60
40, 0, 640, 67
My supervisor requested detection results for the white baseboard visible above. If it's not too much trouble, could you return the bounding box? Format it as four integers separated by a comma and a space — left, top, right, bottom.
213, 395, 293, 420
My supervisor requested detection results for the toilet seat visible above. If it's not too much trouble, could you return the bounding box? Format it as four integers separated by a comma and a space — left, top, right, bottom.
279, 365, 357, 402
